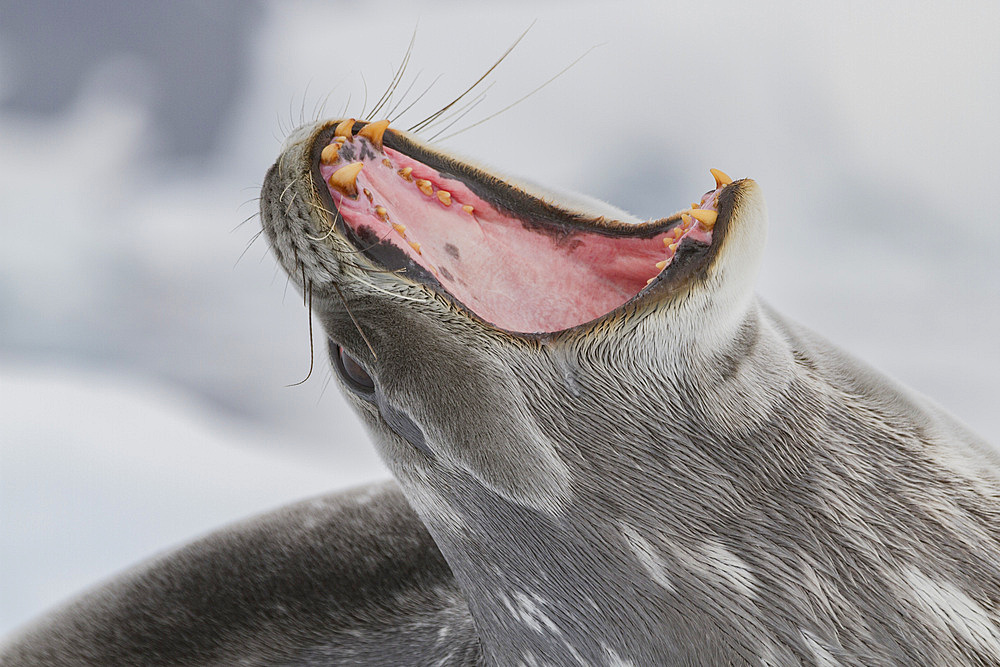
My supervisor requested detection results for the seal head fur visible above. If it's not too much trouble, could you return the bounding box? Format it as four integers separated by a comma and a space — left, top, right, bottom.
261, 119, 1000, 665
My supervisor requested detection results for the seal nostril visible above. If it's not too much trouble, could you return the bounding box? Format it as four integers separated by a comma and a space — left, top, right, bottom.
335, 344, 376, 395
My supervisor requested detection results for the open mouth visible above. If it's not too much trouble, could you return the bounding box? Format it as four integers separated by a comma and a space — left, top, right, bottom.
312, 119, 732, 334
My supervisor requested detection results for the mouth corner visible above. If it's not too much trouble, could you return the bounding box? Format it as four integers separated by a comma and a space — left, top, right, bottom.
304, 117, 738, 335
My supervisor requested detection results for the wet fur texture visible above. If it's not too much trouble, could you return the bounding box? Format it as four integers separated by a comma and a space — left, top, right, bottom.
4, 120, 1000, 666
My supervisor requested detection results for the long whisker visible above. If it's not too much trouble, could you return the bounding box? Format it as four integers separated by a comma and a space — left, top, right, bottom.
408, 22, 534, 135
334, 283, 377, 359
438, 43, 602, 142
299, 79, 313, 127
421, 82, 493, 132
370, 26, 418, 118
232, 211, 261, 233
426, 91, 490, 141
390, 73, 444, 126
359, 73, 369, 118
234, 229, 265, 268
385, 70, 424, 120
287, 277, 316, 386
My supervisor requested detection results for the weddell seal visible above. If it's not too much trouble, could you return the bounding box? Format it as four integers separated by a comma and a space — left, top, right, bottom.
4, 116, 1000, 666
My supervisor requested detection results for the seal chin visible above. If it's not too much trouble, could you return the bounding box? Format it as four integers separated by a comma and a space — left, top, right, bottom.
306, 118, 754, 335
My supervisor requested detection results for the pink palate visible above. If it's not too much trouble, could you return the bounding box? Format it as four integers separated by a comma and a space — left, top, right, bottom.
321, 141, 715, 334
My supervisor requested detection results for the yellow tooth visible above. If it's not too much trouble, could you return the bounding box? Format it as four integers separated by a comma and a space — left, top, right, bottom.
363, 188, 373, 203
382, 158, 392, 168
681, 213, 694, 228
375, 205, 388, 221
688, 208, 718, 230
320, 143, 341, 165
461, 204, 474, 215
655, 260, 668, 270
358, 119, 390, 150
327, 162, 364, 197
408, 240, 422, 254
672, 226, 684, 239
690, 202, 700, 210
710, 168, 733, 188
437, 190, 452, 206
334, 135, 347, 145
398, 167, 413, 181
392, 223, 406, 235
334, 118, 356, 139
668, 241, 679, 252
646, 277, 656, 285
416, 179, 434, 196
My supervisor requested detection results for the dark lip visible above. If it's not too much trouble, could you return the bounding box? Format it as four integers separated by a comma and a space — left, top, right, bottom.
306, 121, 734, 338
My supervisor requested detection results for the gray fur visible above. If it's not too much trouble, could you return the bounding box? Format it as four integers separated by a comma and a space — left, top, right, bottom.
5, 118, 999, 666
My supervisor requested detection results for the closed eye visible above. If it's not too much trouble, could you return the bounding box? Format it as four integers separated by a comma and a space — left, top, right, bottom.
329, 339, 432, 457
333, 343, 376, 397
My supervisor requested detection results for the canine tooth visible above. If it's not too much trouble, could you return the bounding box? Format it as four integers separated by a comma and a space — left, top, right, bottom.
462, 205, 474, 215
416, 179, 434, 196
408, 240, 422, 254
398, 167, 413, 181
688, 208, 718, 229
363, 188, 373, 202
334, 118, 356, 139
375, 205, 388, 221
392, 223, 406, 235
382, 158, 392, 168
358, 119, 390, 150
320, 143, 341, 165
327, 162, 364, 197
437, 190, 452, 206
710, 168, 733, 188
655, 260, 667, 270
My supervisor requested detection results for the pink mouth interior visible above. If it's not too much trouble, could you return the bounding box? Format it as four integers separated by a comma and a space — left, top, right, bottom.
319, 134, 717, 333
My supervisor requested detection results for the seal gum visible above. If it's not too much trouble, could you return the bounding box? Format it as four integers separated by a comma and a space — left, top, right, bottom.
320, 135, 716, 334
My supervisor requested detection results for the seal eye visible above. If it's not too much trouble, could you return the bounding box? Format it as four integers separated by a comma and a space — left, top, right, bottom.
335, 345, 376, 395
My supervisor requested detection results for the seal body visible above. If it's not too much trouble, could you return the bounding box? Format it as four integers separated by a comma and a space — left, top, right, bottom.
4, 117, 1000, 666
1, 483, 482, 665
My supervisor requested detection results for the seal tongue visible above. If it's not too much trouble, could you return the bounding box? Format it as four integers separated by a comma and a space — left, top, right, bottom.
319, 120, 721, 333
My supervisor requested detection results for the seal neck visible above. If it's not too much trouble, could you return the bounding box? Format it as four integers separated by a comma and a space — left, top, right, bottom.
397, 300, 800, 665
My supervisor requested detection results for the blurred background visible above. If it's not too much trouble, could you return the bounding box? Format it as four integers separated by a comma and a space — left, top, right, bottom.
1, 0, 998, 635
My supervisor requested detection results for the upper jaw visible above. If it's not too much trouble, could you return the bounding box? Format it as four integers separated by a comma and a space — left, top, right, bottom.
265, 118, 742, 337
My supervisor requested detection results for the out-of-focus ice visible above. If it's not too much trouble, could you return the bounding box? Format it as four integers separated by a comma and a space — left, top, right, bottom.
0, 362, 384, 633
1, 0, 998, 636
